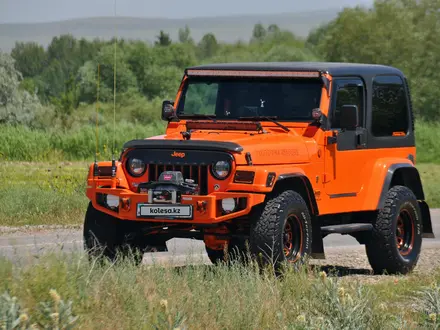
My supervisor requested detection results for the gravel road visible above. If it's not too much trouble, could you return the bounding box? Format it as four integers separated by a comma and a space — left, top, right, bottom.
1, 209, 439, 275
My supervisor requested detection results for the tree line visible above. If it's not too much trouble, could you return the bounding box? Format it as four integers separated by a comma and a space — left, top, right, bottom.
1, 0, 440, 129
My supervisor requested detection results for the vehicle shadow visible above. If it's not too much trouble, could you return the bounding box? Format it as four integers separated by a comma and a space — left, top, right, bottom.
152, 261, 374, 278
310, 264, 373, 277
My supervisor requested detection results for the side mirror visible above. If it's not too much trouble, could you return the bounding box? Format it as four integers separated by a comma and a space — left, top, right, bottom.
161, 100, 176, 121
340, 105, 359, 131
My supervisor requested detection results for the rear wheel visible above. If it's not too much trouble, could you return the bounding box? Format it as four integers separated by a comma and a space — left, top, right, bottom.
83, 202, 167, 264
249, 190, 312, 272
365, 185, 423, 275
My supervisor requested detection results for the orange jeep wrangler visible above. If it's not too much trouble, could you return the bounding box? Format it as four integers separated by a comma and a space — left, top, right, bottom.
84, 62, 434, 274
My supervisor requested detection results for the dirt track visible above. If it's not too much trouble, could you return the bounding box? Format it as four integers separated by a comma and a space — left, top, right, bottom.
1, 209, 439, 279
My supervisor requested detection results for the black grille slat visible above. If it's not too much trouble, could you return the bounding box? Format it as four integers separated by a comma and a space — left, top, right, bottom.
147, 164, 209, 195
200, 166, 209, 195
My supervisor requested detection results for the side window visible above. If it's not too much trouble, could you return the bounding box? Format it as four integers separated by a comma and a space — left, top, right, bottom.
331, 81, 364, 129
371, 75, 409, 137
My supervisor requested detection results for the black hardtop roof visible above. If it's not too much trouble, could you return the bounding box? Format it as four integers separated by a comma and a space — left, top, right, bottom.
186, 62, 404, 77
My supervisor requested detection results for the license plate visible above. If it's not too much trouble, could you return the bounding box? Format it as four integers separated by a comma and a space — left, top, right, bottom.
136, 204, 193, 219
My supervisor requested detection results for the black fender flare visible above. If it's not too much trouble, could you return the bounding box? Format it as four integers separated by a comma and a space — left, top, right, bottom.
377, 163, 434, 238
274, 173, 324, 258
275, 173, 319, 216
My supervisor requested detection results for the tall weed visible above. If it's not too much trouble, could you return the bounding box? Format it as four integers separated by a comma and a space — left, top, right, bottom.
0, 252, 432, 329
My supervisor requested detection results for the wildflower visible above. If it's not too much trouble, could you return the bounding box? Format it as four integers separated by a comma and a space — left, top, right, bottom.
160, 299, 168, 312
19, 313, 29, 323
49, 289, 61, 304
319, 271, 327, 281
338, 286, 345, 298
50, 312, 59, 324
296, 314, 306, 323
429, 313, 437, 322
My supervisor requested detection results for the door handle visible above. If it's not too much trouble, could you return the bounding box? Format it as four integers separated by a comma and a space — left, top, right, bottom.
356, 130, 367, 148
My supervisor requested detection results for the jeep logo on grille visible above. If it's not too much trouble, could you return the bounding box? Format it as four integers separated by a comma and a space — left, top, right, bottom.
171, 151, 185, 158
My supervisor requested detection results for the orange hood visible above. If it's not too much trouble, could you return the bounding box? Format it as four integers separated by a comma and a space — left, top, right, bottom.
145, 127, 318, 166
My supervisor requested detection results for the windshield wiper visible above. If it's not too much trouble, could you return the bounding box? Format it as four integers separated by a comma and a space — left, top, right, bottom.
238, 116, 290, 132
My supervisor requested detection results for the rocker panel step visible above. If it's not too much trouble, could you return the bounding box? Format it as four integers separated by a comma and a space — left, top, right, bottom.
321, 223, 373, 235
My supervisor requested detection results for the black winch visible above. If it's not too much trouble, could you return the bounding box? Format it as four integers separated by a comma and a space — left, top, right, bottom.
137, 171, 199, 203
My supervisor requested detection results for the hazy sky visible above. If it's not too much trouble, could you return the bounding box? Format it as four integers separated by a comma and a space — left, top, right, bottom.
0, 0, 372, 23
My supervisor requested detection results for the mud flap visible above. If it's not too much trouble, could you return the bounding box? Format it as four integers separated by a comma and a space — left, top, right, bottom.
311, 219, 325, 259
419, 201, 435, 238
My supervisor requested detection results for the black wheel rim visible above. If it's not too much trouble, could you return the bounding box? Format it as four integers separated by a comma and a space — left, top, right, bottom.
283, 214, 303, 261
396, 209, 415, 256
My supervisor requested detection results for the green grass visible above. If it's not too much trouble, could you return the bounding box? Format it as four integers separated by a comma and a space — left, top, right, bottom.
0, 161, 89, 226
0, 162, 439, 227
0, 122, 165, 162
0, 253, 439, 329
0, 120, 438, 163
418, 163, 440, 210
415, 120, 440, 164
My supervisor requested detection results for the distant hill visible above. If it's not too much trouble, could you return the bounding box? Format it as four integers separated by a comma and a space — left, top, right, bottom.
0, 8, 343, 52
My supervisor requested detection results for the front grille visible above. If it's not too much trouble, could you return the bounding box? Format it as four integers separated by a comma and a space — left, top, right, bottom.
147, 164, 209, 195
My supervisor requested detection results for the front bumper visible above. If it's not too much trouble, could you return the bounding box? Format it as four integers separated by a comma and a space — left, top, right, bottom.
86, 186, 266, 224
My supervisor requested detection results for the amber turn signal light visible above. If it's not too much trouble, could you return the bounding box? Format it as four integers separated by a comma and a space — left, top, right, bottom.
233, 171, 255, 184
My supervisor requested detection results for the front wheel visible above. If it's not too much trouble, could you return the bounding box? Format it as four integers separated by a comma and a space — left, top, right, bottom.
83, 202, 168, 264
365, 185, 423, 275
249, 190, 312, 272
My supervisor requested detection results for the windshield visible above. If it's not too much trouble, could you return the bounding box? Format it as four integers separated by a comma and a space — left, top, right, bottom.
176, 77, 323, 121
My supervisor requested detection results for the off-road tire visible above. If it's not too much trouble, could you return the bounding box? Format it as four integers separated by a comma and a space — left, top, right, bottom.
83, 202, 167, 264
365, 185, 423, 275
205, 238, 250, 265
249, 190, 312, 271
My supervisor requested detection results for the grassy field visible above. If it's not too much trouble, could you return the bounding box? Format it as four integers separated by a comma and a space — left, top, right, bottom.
0, 120, 439, 163
0, 161, 439, 227
0, 252, 439, 329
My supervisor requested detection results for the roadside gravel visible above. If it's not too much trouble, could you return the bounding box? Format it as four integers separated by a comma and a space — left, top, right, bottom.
311, 244, 440, 284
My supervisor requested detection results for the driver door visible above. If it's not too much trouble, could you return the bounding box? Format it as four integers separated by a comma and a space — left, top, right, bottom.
323, 78, 369, 198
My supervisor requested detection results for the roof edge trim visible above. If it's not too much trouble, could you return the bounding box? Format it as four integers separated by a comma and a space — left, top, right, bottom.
185, 69, 321, 78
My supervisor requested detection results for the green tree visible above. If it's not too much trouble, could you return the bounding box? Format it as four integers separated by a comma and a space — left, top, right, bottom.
197, 33, 219, 59
314, 0, 440, 119
50, 73, 79, 127
0, 52, 41, 125
178, 25, 194, 44
10, 41, 47, 77
155, 30, 172, 46
251, 23, 267, 42
78, 44, 138, 103
267, 24, 280, 34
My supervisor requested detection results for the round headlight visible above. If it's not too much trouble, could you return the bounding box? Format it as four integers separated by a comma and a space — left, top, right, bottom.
212, 160, 231, 179
128, 158, 146, 176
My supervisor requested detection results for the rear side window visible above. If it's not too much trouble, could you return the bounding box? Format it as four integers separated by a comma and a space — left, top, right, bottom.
371, 75, 409, 137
